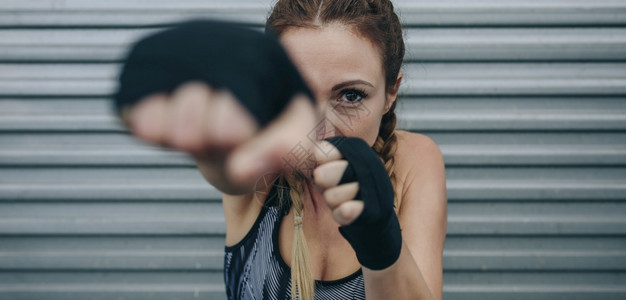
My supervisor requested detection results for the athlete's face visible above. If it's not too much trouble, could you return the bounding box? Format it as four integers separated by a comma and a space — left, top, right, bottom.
280, 22, 398, 146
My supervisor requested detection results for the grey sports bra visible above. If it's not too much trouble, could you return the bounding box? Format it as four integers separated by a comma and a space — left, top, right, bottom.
223, 182, 365, 299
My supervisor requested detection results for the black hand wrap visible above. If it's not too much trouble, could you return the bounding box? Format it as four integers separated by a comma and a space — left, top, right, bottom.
325, 136, 402, 270
114, 20, 314, 127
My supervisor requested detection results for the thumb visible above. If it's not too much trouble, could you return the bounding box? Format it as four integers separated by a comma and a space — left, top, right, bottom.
226, 94, 319, 186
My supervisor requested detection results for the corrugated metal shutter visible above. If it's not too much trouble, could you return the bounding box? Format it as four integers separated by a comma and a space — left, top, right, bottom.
1, 0, 625, 299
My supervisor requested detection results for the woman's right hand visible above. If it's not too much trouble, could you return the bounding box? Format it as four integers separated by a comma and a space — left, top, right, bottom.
115, 20, 320, 195
122, 83, 318, 195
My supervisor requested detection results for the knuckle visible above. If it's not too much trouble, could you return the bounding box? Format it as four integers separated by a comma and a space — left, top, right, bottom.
340, 207, 352, 220
337, 205, 356, 225
175, 81, 213, 96
334, 160, 349, 175
313, 168, 324, 183
175, 139, 204, 153
323, 189, 338, 205
132, 119, 163, 144
344, 182, 359, 196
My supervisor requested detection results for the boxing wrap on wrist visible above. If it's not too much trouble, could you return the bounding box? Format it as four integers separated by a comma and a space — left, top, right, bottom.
114, 20, 314, 127
325, 136, 402, 270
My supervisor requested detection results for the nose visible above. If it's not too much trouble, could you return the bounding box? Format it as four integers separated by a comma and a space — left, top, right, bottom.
312, 97, 344, 141
320, 118, 337, 140
310, 113, 337, 141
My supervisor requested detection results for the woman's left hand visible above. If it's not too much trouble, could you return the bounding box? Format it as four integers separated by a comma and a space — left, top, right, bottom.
312, 141, 363, 225
312, 137, 402, 271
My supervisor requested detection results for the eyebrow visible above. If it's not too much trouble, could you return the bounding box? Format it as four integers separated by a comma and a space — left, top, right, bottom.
331, 80, 374, 92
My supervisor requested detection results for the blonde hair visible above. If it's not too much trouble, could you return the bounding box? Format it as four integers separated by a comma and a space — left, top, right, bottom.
280, 172, 315, 299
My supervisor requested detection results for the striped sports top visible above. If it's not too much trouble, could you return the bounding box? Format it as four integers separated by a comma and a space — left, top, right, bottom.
223, 182, 366, 299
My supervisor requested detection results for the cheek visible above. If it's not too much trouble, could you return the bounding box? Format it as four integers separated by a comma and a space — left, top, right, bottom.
360, 114, 384, 146
325, 101, 385, 146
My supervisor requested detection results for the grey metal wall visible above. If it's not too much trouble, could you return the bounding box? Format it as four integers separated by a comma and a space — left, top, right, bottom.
1, 0, 625, 299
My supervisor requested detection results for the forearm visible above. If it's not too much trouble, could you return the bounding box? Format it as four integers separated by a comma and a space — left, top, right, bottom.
362, 242, 436, 300
194, 156, 254, 195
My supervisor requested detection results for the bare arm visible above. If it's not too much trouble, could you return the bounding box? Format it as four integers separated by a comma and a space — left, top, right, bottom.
362, 243, 435, 299
315, 132, 447, 299
362, 132, 447, 299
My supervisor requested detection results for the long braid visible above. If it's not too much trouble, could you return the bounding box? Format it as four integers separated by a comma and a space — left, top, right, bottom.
372, 101, 399, 210
278, 172, 315, 299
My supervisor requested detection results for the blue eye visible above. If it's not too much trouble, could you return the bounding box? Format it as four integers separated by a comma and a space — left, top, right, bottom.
340, 89, 367, 103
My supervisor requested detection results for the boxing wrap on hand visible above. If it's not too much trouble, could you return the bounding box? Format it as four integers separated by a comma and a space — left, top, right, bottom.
115, 20, 314, 127
325, 136, 402, 270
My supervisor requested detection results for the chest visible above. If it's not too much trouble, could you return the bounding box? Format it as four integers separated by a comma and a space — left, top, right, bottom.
277, 202, 361, 281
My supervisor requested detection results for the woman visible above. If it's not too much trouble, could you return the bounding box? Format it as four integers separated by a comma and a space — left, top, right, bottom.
117, 0, 447, 299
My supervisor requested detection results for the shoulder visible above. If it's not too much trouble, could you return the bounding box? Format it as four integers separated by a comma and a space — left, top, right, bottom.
393, 130, 446, 212
395, 130, 443, 163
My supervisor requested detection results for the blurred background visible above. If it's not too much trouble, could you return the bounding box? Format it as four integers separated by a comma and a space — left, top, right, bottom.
1, 0, 625, 299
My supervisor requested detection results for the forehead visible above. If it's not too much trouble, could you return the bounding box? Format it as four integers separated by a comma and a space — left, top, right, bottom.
279, 23, 384, 88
